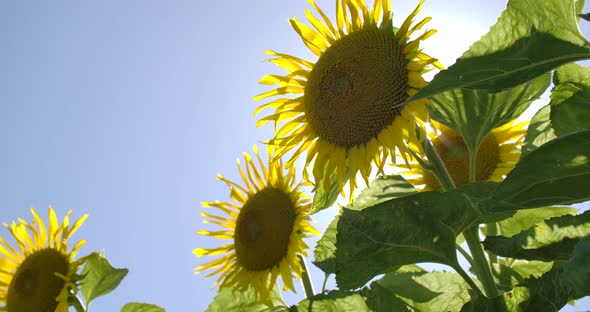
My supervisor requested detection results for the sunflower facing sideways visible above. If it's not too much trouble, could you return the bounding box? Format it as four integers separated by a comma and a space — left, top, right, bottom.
0, 207, 88, 312
254, 0, 443, 198
397, 119, 528, 191
194, 145, 319, 302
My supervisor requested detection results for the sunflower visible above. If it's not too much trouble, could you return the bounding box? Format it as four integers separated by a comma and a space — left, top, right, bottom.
254, 0, 442, 198
398, 119, 528, 191
194, 145, 319, 302
0, 207, 88, 312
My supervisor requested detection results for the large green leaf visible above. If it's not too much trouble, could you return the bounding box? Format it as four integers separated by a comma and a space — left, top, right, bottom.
521, 104, 557, 157
205, 284, 286, 312
362, 282, 411, 312
81, 252, 129, 307
496, 207, 577, 237
120, 303, 166, 312
411, 0, 590, 100
550, 63, 590, 136
490, 130, 590, 211
491, 260, 554, 292
483, 210, 590, 261
429, 75, 550, 153
469, 264, 579, 311
313, 211, 340, 274
291, 290, 371, 312
511, 267, 575, 312
560, 234, 590, 295
376, 271, 472, 312
350, 175, 417, 211
313, 175, 417, 274
334, 183, 497, 289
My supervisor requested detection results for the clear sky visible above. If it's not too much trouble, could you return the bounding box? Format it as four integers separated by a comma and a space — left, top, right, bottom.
1, 1, 589, 311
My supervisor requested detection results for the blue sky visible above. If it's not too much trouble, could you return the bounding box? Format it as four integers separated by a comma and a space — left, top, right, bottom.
1, 1, 589, 311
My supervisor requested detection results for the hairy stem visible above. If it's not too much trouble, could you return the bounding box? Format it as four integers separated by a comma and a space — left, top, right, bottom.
464, 227, 499, 298
455, 263, 485, 299
298, 255, 315, 298
423, 138, 456, 191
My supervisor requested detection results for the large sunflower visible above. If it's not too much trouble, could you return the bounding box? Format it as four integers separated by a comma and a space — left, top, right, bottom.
0, 207, 88, 312
398, 119, 528, 191
255, 0, 442, 198
194, 145, 319, 302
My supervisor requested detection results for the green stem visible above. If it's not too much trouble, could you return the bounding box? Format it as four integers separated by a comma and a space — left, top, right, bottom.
70, 292, 86, 312
456, 244, 475, 268
322, 273, 329, 293
298, 255, 315, 298
468, 145, 477, 183
485, 223, 499, 267
423, 138, 456, 191
454, 264, 484, 299
464, 227, 499, 298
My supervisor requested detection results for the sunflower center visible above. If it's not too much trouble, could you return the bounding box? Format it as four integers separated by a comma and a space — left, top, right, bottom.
433, 129, 500, 187
7, 248, 69, 312
234, 187, 296, 271
304, 28, 409, 148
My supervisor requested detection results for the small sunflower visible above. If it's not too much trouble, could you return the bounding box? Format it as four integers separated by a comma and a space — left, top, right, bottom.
0, 207, 88, 312
194, 145, 319, 302
398, 119, 528, 191
255, 0, 442, 198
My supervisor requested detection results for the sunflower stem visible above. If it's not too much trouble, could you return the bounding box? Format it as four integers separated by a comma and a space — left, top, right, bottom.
70, 292, 86, 312
456, 243, 475, 268
298, 255, 315, 298
423, 137, 456, 191
485, 223, 500, 266
454, 263, 485, 299
468, 145, 477, 183
322, 273, 329, 293
464, 227, 499, 298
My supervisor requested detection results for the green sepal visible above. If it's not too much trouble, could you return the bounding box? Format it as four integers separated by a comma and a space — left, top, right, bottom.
310, 167, 348, 214
429, 75, 550, 155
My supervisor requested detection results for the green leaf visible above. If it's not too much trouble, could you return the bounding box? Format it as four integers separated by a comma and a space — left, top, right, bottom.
429, 75, 550, 153
411, 0, 590, 100
120, 302, 166, 312
468, 266, 577, 312
521, 104, 557, 157
334, 183, 497, 289
561, 234, 590, 295
496, 207, 577, 237
362, 282, 411, 312
550, 63, 590, 136
512, 267, 575, 312
313, 175, 416, 274
81, 252, 129, 306
313, 211, 340, 274
350, 174, 417, 211
310, 167, 347, 214
291, 290, 371, 312
376, 271, 472, 312
483, 210, 590, 261
490, 130, 590, 211
491, 260, 554, 291
205, 284, 286, 312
